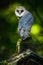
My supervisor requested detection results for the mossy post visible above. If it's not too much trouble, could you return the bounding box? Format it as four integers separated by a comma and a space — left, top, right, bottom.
16, 38, 22, 55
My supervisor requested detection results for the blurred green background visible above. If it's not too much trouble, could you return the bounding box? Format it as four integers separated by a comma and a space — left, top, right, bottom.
0, 0, 43, 61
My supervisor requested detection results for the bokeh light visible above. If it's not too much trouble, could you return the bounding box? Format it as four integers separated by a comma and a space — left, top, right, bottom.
30, 24, 41, 35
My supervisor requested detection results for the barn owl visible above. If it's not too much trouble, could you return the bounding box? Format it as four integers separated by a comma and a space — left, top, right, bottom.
15, 6, 34, 40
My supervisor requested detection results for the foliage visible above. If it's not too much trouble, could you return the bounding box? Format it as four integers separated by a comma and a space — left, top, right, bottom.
0, 0, 43, 62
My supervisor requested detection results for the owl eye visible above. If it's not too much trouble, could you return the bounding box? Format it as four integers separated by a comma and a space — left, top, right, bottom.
21, 10, 24, 12
17, 10, 19, 12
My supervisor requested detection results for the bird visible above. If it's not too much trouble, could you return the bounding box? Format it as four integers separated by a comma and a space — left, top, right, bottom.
15, 6, 34, 40
15, 6, 34, 54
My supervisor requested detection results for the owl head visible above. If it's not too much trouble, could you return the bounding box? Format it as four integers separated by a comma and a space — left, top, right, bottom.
15, 6, 27, 17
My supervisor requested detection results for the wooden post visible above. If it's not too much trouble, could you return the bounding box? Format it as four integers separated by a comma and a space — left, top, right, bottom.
16, 39, 22, 55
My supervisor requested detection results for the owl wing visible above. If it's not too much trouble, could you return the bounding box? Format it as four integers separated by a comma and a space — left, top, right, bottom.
23, 13, 34, 32
18, 12, 34, 32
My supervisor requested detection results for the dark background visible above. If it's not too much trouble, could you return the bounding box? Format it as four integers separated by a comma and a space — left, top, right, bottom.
0, 0, 43, 61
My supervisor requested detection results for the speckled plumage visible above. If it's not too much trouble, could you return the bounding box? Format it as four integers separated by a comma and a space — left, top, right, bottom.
18, 12, 34, 40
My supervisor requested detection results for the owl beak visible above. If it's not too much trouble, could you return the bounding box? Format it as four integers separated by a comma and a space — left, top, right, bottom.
19, 11, 21, 14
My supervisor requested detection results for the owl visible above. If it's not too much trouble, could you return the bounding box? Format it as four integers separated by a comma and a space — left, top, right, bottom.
15, 6, 34, 40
